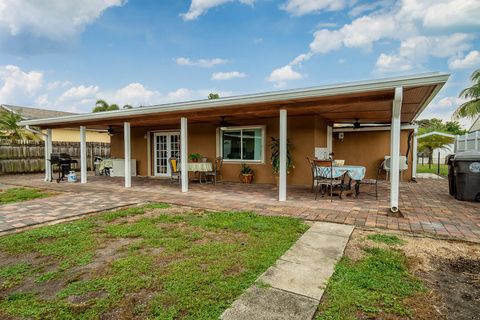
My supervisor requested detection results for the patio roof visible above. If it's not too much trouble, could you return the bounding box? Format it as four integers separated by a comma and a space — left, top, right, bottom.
20, 72, 449, 129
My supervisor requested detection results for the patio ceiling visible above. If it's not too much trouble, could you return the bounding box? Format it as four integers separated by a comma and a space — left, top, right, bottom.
20, 73, 448, 130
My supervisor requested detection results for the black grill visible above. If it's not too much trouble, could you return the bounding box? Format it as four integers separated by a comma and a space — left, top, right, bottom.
49, 153, 78, 182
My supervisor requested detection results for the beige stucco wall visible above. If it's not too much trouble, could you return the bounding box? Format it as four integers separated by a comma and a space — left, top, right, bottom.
110, 116, 414, 185
42, 128, 111, 143
332, 130, 414, 180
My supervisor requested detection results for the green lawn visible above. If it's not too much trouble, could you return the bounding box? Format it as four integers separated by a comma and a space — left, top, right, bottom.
316, 233, 425, 320
0, 187, 51, 204
0, 203, 308, 319
416, 164, 448, 177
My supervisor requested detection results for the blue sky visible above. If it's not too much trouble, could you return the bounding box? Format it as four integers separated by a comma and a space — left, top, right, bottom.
0, 0, 479, 127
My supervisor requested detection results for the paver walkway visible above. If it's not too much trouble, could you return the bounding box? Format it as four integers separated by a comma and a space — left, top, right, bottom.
0, 191, 142, 233
0, 174, 479, 241
221, 222, 354, 320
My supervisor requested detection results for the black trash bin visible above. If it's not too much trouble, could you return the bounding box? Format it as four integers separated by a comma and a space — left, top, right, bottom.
453, 151, 480, 201
446, 154, 456, 196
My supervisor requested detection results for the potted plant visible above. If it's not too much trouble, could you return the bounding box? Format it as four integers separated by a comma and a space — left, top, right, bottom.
270, 137, 294, 186
189, 153, 201, 162
239, 163, 254, 184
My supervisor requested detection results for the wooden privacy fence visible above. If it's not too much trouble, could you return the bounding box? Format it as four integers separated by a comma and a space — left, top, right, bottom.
0, 139, 110, 174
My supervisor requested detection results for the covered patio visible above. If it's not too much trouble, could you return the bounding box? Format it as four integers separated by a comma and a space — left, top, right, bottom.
20, 73, 450, 213
1, 173, 479, 241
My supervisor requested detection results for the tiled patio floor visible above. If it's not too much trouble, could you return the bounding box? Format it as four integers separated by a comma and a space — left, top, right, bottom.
0, 174, 479, 242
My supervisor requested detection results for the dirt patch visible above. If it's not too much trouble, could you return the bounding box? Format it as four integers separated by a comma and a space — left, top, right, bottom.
345, 229, 480, 320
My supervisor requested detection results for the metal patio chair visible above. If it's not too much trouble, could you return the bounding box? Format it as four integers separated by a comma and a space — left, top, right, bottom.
314, 159, 346, 201
204, 156, 223, 184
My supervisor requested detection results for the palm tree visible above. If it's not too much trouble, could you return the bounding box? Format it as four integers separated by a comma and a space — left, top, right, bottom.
453, 69, 480, 119
0, 110, 38, 140
92, 99, 120, 112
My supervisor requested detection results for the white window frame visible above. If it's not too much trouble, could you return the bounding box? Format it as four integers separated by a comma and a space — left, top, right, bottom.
218, 125, 266, 164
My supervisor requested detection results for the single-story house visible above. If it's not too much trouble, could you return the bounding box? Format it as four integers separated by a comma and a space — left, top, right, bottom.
1, 104, 110, 143
19, 72, 449, 212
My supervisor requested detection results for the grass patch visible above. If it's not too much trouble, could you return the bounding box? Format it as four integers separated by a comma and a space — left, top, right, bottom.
0, 187, 51, 204
316, 247, 425, 320
367, 233, 405, 245
417, 164, 448, 177
0, 203, 307, 319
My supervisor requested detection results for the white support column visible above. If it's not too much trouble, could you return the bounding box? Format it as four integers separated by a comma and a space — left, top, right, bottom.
279, 109, 287, 202
124, 122, 131, 188
412, 127, 418, 180
146, 132, 152, 176
80, 126, 87, 183
327, 125, 333, 156
390, 87, 403, 212
44, 129, 53, 182
180, 117, 188, 192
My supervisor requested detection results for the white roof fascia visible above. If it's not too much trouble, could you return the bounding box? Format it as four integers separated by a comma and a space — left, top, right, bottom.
19, 72, 450, 127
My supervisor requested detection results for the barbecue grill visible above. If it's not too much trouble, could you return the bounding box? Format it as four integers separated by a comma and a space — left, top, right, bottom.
49, 153, 78, 183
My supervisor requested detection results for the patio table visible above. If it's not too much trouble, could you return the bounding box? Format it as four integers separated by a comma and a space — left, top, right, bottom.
187, 162, 212, 172
315, 165, 366, 198
315, 165, 366, 181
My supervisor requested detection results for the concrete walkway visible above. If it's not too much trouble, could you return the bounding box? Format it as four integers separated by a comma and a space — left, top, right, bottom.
221, 222, 354, 320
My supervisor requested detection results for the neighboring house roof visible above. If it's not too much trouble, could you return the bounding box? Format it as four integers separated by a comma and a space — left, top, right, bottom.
0, 104, 76, 120
19, 72, 449, 129
469, 116, 480, 133
417, 131, 456, 139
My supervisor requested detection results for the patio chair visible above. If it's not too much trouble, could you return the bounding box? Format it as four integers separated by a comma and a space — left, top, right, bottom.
357, 159, 383, 200
314, 159, 345, 201
307, 157, 322, 192
168, 157, 181, 184
204, 156, 223, 184
383, 155, 408, 181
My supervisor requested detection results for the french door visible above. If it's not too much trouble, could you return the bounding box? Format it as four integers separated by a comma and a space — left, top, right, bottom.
153, 132, 180, 177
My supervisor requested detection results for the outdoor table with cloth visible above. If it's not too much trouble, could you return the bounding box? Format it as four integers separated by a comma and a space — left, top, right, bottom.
187, 162, 213, 183
315, 165, 367, 197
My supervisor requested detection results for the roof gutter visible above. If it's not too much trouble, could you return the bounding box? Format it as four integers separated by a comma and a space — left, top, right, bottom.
19, 72, 450, 127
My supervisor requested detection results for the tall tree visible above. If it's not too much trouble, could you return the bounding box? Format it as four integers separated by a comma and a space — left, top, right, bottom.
418, 135, 454, 167
0, 110, 38, 140
92, 99, 120, 112
208, 93, 220, 99
453, 68, 480, 119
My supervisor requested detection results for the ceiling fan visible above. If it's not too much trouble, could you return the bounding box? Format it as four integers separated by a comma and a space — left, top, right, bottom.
353, 118, 362, 129
107, 125, 115, 136
219, 116, 234, 127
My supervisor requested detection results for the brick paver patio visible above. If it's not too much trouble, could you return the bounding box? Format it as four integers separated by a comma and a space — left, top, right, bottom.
0, 174, 479, 241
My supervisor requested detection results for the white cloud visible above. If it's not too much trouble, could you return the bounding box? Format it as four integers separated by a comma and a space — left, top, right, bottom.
309, 29, 344, 54
56, 85, 99, 110
211, 71, 247, 80
175, 57, 228, 68
281, 0, 346, 16
375, 53, 413, 74
280, 0, 478, 77
449, 51, 480, 70
108, 83, 161, 106
419, 95, 471, 127
268, 65, 303, 87
47, 80, 72, 91
375, 33, 473, 73
0, 65, 43, 104
423, 0, 480, 28
0, 0, 125, 44
181, 0, 255, 21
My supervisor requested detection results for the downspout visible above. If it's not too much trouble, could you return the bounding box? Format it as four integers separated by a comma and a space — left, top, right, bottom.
25, 125, 46, 137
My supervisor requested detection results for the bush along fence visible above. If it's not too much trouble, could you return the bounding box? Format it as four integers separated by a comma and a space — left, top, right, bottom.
0, 139, 110, 174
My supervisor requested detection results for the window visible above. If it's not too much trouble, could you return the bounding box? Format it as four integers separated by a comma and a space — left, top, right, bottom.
219, 126, 265, 162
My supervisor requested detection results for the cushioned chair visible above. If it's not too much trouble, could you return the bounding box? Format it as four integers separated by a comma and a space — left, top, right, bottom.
168, 157, 181, 184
